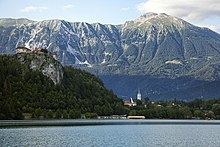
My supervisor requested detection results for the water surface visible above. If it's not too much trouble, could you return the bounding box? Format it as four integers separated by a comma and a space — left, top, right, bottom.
1, 120, 220, 147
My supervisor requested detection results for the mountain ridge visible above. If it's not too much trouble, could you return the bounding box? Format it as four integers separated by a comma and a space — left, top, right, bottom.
1, 13, 220, 99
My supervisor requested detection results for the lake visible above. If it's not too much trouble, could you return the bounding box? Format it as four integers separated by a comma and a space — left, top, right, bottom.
1, 120, 220, 147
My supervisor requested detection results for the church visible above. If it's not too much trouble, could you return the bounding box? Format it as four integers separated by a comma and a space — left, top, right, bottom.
137, 88, 141, 101
124, 88, 142, 107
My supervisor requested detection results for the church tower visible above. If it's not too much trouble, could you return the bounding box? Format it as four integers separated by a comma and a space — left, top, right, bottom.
137, 88, 141, 101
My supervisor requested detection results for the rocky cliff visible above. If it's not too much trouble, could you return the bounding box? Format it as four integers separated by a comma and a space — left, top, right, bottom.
16, 52, 63, 85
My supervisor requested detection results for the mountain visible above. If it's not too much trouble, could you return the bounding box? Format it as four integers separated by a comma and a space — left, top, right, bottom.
0, 54, 123, 119
1, 13, 220, 99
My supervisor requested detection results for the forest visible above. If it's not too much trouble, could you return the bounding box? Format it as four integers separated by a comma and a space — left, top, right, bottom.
0, 55, 124, 119
0, 55, 220, 120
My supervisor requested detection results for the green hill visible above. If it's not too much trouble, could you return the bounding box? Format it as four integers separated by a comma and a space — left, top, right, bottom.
0, 55, 124, 119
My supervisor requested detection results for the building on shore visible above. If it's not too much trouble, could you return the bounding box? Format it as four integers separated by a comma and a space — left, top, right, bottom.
124, 97, 136, 107
127, 116, 145, 119
124, 88, 142, 107
97, 115, 127, 119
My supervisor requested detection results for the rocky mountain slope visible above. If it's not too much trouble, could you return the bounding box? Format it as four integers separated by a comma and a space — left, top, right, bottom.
16, 52, 63, 85
1, 13, 220, 99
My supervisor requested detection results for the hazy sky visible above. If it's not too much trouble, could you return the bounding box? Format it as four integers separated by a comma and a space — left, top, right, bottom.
1, 0, 220, 33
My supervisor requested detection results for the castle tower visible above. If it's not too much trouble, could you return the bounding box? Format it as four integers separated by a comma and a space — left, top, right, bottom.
137, 88, 141, 101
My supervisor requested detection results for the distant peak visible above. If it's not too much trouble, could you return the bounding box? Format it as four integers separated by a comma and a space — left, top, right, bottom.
132, 12, 189, 27
140, 12, 158, 18
159, 13, 169, 16
137, 12, 171, 20
134, 12, 160, 24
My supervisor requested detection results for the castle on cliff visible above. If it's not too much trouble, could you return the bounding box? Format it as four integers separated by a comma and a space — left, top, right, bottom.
16, 46, 57, 60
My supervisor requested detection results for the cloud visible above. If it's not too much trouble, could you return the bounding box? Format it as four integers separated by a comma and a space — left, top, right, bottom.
201, 25, 220, 34
137, 0, 220, 22
20, 6, 48, 13
121, 7, 130, 11
209, 26, 220, 33
63, 4, 74, 9
210, 26, 220, 34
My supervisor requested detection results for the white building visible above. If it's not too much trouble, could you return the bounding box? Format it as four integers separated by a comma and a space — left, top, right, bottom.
130, 97, 136, 106
16, 47, 31, 54
137, 88, 141, 101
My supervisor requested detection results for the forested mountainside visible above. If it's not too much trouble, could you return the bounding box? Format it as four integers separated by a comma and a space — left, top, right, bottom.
0, 54, 124, 119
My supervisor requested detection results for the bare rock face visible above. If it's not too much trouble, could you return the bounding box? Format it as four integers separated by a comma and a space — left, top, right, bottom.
17, 53, 63, 85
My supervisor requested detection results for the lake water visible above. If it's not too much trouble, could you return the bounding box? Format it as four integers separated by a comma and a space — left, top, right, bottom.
1, 120, 220, 147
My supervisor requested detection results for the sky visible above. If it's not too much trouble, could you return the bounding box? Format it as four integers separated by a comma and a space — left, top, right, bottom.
0, 0, 220, 33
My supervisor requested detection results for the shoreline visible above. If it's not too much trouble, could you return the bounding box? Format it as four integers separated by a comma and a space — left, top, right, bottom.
1, 119, 220, 128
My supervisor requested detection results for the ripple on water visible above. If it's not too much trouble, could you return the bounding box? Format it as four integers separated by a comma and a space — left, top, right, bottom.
0, 124, 220, 147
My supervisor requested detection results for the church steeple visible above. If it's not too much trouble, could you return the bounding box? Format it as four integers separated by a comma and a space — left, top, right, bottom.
137, 88, 141, 101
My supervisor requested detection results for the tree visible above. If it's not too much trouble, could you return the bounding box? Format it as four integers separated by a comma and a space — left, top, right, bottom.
69, 110, 81, 119
33, 108, 42, 119
114, 104, 125, 115
136, 100, 142, 106
167, 108, 180, 119
55, 109, 62, 119
212, 104, 220, 119
194, 109, 205, 119
62, 110, 68, 119
179, 107, 192, 119
94, 105, 102, 116
47, 110, 53, 119
102, 104, 113, 116
129, 110, 137, 116
85, 113, 98, 119
188, 99, 203, 109
143, 97, 150, 105
206, 111, 215, 119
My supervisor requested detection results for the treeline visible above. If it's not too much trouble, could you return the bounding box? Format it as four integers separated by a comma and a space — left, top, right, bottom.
0, 55, 124, 119
128, 98, 220, 119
